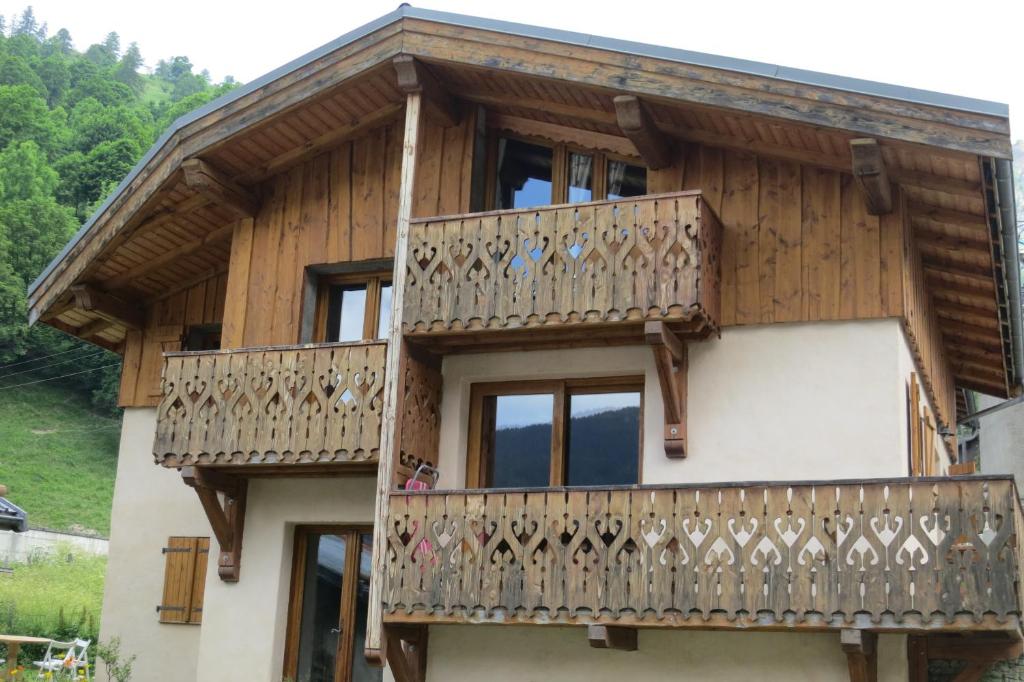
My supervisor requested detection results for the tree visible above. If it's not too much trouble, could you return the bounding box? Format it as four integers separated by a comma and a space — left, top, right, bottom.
0, 54, 47, 97
0, 84, 65, 152
114, 42, 143, 93
0, 140, 59, 201
11, 7, 41, 38
49, 28, 73, 55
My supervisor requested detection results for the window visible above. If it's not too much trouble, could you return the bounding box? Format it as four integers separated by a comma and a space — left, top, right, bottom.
467, 378, 642, 488
284, 527, 380, 682
315, 274, 392, 343
183, 324, 222, 351
491, 134, 647, 209
158, 536, 209, 625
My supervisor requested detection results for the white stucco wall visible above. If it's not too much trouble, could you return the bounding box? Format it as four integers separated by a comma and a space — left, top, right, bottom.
426, 627, 907, 682
437, 319, 915, 487
194, 476, 392, 682
977, 393, 1024, 486
99, 408, 211, 680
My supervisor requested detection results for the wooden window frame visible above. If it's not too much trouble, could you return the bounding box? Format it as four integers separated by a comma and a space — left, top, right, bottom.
282, 525, 374, 682
157, 536, 209, 625
313, 272, 391, 343
485, 132, 646, 210
465, 376, 644, 488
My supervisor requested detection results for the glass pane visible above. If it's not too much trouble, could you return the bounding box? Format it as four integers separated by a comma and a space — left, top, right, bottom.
375, 283, 392, 339
295, 533, 347, 682
567, 152, 593, 203
488, 393, 554, 487
350, 534, 383, 682
566, 391, 641, 486
606, 161, 648, 200
326, 284, 367, 342
495, 137, 553, 209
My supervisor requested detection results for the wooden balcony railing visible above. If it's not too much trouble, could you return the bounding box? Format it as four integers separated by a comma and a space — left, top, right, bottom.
382, 477, 1023, 632
153, 342, 386, 468
403, 191, 722, 347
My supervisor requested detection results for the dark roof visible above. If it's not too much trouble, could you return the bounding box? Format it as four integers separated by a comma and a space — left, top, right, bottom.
26, 4, 1011, 297
0, 497, 27, 533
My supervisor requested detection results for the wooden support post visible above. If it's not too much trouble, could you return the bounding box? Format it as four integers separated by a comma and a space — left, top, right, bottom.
850, 138, 892, 215
841, 629, 877, 682
182, 158, 259, 218
614, 95, 673, 170
645, 321, 687, 457
69, 284, 144, 330
394, 55, 460, 127
384, 625, 428, 682
365, 92, 423, 666
181, 466, 247, 582
587, 625, 638, 651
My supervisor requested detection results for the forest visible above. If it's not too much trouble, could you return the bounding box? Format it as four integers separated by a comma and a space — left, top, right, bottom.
0, 6, 237, 412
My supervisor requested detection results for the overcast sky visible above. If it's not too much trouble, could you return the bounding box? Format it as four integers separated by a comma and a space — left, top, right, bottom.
10, 0, 1024, 138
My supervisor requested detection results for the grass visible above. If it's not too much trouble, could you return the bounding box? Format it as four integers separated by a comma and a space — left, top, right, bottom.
0, 376, 120, 536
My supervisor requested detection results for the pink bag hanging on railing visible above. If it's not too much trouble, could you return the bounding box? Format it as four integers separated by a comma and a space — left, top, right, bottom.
404, 463, 439, 569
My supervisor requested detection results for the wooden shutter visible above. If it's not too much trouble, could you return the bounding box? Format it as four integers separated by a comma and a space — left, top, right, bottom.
908, 373, 923, 475
158, 536, 209, 625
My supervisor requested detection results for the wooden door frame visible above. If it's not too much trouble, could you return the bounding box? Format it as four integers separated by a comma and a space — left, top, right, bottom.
282, 525, 373, 682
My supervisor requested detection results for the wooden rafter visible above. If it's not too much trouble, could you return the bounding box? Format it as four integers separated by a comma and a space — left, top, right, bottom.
645, 321, 687, 457
181, 466, 247, 582
104, 223, 234, 291
908, 202, 988, 230
75, 317, 116, 340
850, 139, 892, 215
384, 625, 428, 682
182, 158, 259, 218
69, 284, 144, 330
587, 625, 638, 651
393, 55, 460, 127
613, 95, 673, 170
841, 629, 877, 682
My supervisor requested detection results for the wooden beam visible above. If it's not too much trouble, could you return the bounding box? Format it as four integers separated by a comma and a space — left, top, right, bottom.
75, 317, 116, 340
894, 168, 982, 196
181, 466, 247, 582
393, 55, 460, 127
69, 284, 144, 330
841, 629, 877, 682
365, 92, 423, 665
384, 625, 428, 682
850, 139, 892, 215
182, 158, 259, 218
645, 321, 687, 458
488, 112, 638, 159
587, 625, 638, 651
908, 202, 988, 230
613, 95, 673, 170
105, 223, 234, 291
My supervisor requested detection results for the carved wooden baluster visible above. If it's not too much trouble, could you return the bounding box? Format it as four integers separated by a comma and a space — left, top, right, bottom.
573, 204, 599, 322
695, 487, 724, 620
153, 356, 185, 462
985, 479, 1018, 621
438, 492, 466, 615
672, 487, 701, 619
595, 202, 621, 321
542, 490, 570, 618
520, 491, 548, 615
600, 487, 630, 617
405, 493, 430, 612
643, 489, 675, 618
718, 486, 749, 621
489, 214, 515, 329
500, 492, 528, 612
554, 206, 580, 322
386, 493, 413, 612
479, 492, 506, 615
563, 490, 591, 617
778, 485, 812, 621
632, 198, 658, 318
460, 492, 485, 614
533, 208, 558, 324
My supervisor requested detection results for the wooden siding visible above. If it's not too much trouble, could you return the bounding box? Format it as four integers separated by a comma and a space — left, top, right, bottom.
118, 271, 227, 407
383, 477, 1023, 632
222, 116, 475, 349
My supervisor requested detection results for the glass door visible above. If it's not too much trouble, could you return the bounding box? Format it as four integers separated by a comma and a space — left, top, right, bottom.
285, 528, 381, 682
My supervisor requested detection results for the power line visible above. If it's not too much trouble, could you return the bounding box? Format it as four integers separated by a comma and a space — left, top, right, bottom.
0, 364, 121, 391
0, 349, 109, 380
0, 346, 97, 371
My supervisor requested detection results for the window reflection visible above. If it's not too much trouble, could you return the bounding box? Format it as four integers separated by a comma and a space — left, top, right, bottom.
350, 534, 382, 682
376, 283, 392, 339
495, 138, 553, 209
606, 161, 647, 200
295, 534, 346, 682
487, 393, 554, 487
565, 391, 641, 486
567, 152, 593, 203
326, 284, 367, 343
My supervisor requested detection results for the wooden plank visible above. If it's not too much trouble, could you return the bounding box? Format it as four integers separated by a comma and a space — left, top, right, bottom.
366, 92, 423, 664
773, 160, 803, 322
724, 151, 759, 324
351, 126, 386, 260
221, 218, 254, 349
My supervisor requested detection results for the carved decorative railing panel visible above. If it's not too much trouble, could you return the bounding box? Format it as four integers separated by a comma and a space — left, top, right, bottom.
154, 342, 386, 467
383, 478, 1022, 631
404, 191, 722, 339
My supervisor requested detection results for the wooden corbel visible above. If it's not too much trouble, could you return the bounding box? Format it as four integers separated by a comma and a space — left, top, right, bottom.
384, 625, 428, 682
70, 284, 144, 330
181, 466, 247, 582
850, 138, 892, 215
393, 55, 460, 127
841, 629, 877, 682
614, 95, 673, 170
182, 158, 259, 218
588, 625, 637, 651
645, 321, 687, 457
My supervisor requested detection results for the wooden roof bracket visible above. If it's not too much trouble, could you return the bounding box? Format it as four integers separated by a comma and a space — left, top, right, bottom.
613, 95, 674, 170
70, 283, 144, 330
181, 466, 247, 582
384, 625, 428, 682
588, 625, 638, 651
182, 158, 260, 218
850, 138, 893, 215
841, 629, 877, 682
393, 55, 461, 127
645, 321, 687, 458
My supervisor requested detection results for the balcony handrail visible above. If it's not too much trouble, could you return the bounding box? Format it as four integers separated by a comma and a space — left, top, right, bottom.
390, 473, 1017, 496
163, 338, 387, 358
408, 189, 706, 225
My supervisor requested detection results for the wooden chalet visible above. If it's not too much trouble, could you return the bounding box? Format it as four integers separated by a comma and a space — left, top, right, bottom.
27, 6, 1023, 682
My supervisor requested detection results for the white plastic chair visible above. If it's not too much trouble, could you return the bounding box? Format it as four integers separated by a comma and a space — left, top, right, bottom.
71, 639, 91, 680
33, 639, 76, 677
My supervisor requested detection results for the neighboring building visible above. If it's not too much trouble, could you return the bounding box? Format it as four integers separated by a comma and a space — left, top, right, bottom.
25, 7, 1023, 681
975, 395, 1024, 490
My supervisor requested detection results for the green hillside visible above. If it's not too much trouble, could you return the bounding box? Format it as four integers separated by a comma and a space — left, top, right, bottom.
0, 371, 120, 536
